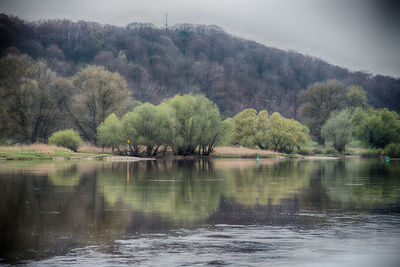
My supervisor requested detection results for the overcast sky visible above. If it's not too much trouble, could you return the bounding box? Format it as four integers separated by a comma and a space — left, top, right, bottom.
2, 0, 400, 77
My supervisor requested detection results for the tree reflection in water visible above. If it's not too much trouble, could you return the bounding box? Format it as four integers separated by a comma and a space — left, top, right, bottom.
0, 158, 399, 264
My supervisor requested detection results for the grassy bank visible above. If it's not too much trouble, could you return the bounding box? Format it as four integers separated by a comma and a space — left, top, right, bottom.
212, 146, 281, 158
0, 144, 386, 161
0, 144, 109, 160
211, 145, 367, 159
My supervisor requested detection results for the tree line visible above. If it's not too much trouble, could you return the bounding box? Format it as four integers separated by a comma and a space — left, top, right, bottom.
96, 95, 309, 156
1, 53, 399, 156
226, 80, 400, 154
1, 14, 399, 119
0, 53, 129, 144
299, 80, 400, 153
230, 109, 307, 153
96, 80, 400, 156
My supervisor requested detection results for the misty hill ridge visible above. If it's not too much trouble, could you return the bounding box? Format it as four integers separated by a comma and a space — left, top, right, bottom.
127, 22, 225, 33
0, 14, 399, 117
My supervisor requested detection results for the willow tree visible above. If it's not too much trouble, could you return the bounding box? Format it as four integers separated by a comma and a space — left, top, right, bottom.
166, 94, 201, 155
196, 95, 226, 155
232, 109, 258, 147
0, 53, 68, 143
121, 111, 141, 155
166, 94, 224, 155
352, 108, 400, 148
70, 65, 131, 143
267, 112, 307, 153
299, 80, 346, 144
155, 102, 176, 155
130, 103, 161, 156
322, 109, 352, 152
108, 102, 175, 156
97, 113, 124, 153
346, 85, 368, 112
254, 110, 270, 149
220, 118, 233, 146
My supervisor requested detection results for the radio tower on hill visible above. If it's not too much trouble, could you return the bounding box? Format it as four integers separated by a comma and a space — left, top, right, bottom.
165, 12, 168, 30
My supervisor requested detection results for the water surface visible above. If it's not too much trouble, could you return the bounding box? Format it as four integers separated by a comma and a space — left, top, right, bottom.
0, 158, 399, 266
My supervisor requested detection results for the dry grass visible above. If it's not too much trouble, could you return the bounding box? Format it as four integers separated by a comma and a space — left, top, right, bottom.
0, 143, 110, 160
0, 144, 72, 154
78, 143, 112, 154
213, 146, 278, 156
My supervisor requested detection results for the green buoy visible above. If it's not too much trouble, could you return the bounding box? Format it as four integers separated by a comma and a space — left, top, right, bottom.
257, 153, 260, 164
386, 155, 390, 163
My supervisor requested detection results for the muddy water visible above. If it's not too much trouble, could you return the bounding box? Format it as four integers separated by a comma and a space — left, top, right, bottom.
0, 158, 399, 266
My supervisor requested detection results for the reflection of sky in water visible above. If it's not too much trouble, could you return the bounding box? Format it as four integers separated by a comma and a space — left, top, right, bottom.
0, 158, 399, 265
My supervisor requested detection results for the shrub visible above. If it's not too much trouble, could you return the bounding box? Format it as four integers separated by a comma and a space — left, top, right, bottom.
325, 147, 337, 155
322, 109, 352, 152
97, 113, 124, 150
345, 149, 356, 155
385, 143, 400, 158
312, 147, 325, 154
48, 129, 82, 151
352, 108, 400, 148
298, 147, 312, 155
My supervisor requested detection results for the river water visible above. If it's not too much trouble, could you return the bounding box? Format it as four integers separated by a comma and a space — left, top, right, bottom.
0, 158, 399, 266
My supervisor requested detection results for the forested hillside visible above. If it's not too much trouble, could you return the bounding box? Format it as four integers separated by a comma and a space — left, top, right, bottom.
1, 14, 399, 118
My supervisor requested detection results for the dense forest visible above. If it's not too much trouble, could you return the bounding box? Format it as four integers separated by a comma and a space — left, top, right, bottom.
1, 13, 399, 119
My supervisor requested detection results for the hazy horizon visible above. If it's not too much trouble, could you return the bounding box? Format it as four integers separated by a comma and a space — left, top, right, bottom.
1, 0, 400, 78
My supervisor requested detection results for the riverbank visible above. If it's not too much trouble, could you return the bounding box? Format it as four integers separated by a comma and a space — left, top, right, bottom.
0, 144, 383, 161
211, 146, 279, 158
0, 144, 109, 160
211, 146, 347, 159
211, 146, 377, 159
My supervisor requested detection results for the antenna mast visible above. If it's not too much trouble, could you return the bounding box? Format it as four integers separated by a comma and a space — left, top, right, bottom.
165, 12, 168, 30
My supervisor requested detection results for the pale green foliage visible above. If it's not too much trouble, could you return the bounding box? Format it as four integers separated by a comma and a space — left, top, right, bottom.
346, 85, 368, 111
267, 112, 307, 153
0, 53, 67, 143
48, 129, 82, 151
231, 108, 307, 153
165, 94, 224, 155
71, 65, 131, 143
299, 80, 346, 144
232, 109, 258, 147
220, 118, 233, 145
97, 113, 124, 151
352, 108, 400, 148
108, 94, 224, 156
254, 110, 270, 149
166, 94, 200, 155
118, 102, 175, 156
322, 109, 352, 152
131, 103, 160, 156
121, 110, 141, 155
155, 103, 176, 154
95, 92, 312, 156
195, 95, 224, 155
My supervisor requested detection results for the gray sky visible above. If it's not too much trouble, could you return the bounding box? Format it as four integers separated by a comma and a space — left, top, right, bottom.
2, 0, 400, 77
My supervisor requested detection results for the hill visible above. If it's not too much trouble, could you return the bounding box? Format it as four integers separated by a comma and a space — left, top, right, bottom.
0, 14, 399, 118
